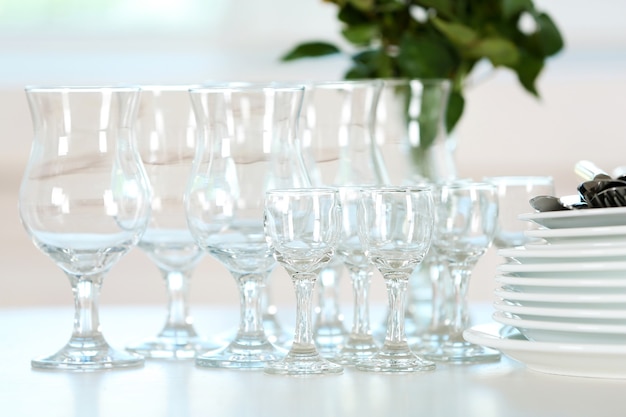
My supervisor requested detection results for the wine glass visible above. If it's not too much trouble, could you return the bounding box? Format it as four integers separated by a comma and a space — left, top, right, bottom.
19, 86, 151, 370
483, 176, 554, 248
300, 79, 384, 355
423, 181, 501, 363
356, 186, 436, 373
333, 186, 379, 364
126, 85, 222, 359
263, 188, 344, 376
185, 83, 311, 369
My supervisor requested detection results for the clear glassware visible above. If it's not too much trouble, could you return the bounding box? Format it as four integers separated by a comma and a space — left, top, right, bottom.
19, 86, 151, 370
333, 186, 379, 365
483, 176, 555, 248
374, 78, 455, 342
185, 83, 311, 369
126, 85, 223, 359
300, 79, 385, 355
423, 181, 501, 363
356, 187, 436, 373
263, 188, 344, 376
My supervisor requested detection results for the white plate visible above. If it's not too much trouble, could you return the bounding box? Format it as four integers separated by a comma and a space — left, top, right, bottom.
524, 225, 626, 245
518, 207, 626, 229
495, 287, 626, 304
492, 311, 626, 344
463, 323, 626, 378
525, 240, 626, 251
493, 299, 626, 320
495, 275, 626, 294
498, 246, 626, 264
497, 261, 626, 277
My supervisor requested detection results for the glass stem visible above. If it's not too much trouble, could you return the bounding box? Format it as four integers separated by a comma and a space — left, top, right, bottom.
292, 272, 317, 350
349, 267, 373, 336
447, 259, 476, 340
234, 272, 266, 340
68, 273, 106, 347
160, 269, 196, 337
315, 264, 342, 327
383, 272, 410, 345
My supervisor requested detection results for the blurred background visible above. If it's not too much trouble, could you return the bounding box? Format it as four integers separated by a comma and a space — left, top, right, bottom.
1, 0, 625, 309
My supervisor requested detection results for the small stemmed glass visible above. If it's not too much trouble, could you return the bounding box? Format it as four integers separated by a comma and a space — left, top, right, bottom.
356, 187, 436, 373
484, 176, 554, 248
333, 186, 379, 364
126, 85, 222, 359
263, 188, 344, 376
423, 181, 500, 363
19, 86, 151, 370
300, 80, 385, 355
185, 84, 310, 369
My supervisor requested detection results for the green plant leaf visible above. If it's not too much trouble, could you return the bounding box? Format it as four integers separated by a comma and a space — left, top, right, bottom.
502, 0, 533, 19
445, 90, 464, 133
348, 0, 374, 12
514, 51, 543, 96
415, 0, 453, 18
338, 3, 370, 25
535, 12, 564, 56
342, 24, 378, 45
349, 49, 395, 78
467, 37, 520, 67
431, 17, 479, 47
281, 42, 342, 61
397, 33, 458, 78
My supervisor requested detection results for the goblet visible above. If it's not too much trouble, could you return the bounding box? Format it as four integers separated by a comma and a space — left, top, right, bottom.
300, 79, 384, 355
126, 85, 222, 359
484, 176, 554, 248
423, 181, 501, 363
19, 86, 151, 370
263, 188, 343, 376
185, 83, 310, 369
356, 187, 436, 373
333, 186, 379, 364
373, 79, 454, 342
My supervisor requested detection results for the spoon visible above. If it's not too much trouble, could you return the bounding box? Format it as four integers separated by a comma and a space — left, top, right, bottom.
529, 195, 573, 212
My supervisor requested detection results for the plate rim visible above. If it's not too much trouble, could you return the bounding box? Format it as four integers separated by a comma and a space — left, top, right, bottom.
495, 275, 626, 288
463, 323, 626, 378
494, 287, 626, 302
492, 310, 626, 333
493, 299, 626, 319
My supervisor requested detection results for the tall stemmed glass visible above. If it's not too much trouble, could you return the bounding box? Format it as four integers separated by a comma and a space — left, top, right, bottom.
126, 85, 222, 359
264, 188, 343, 376
356, 187, 435, 373
185, 84, 310, 369
300, 79, 384, 355
333, 186, 379, 364
19, 86, 151, 370
423, 181, 500, 363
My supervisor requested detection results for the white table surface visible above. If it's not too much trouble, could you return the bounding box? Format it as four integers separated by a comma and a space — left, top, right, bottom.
1, 304, 625, 417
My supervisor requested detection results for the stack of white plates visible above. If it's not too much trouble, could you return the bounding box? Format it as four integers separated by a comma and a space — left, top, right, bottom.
464, 206, 626, 378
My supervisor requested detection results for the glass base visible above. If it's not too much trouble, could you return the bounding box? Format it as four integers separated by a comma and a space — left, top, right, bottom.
195, 337, 285, 369
264, 346, 343, 376
32, 341, 144, 371
126, 335, 224, 360
333, 334, 379, 365
355, 344, 436, 373
422, 341, 501, 364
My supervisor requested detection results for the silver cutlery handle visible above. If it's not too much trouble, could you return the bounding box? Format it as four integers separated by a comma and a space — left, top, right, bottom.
574, 160, 611, 181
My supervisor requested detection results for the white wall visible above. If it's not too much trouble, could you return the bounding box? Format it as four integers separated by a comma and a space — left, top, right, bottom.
1, 0, 625, 308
